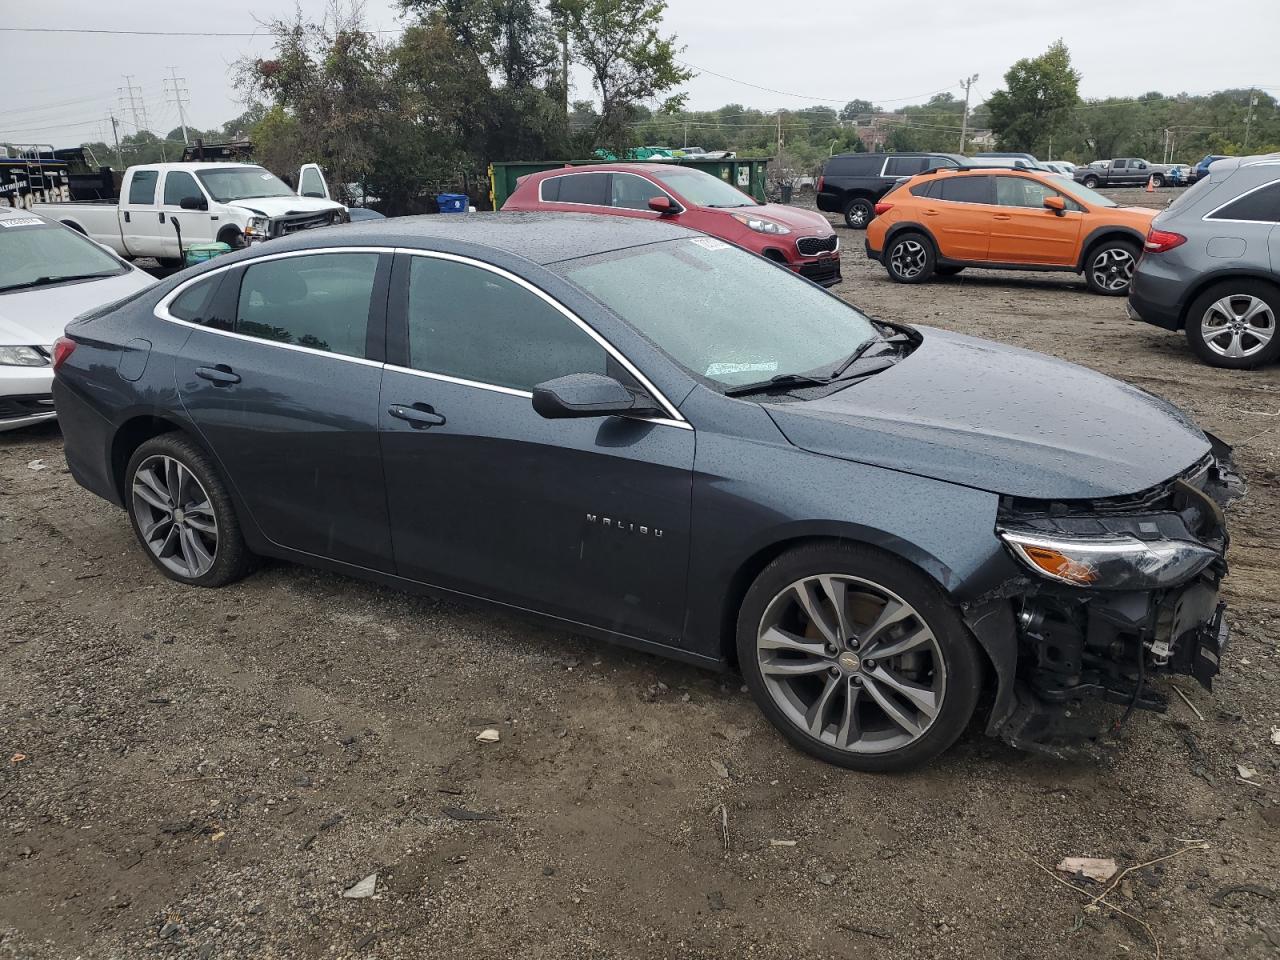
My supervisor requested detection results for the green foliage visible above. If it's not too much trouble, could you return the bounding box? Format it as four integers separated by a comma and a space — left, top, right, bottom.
987, 39, 1081, 154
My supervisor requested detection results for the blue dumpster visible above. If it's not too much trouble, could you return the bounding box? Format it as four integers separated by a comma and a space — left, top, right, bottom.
437, 193, 469, 213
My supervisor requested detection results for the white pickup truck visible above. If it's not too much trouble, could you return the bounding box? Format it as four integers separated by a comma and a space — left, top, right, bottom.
31, 162, 347, 265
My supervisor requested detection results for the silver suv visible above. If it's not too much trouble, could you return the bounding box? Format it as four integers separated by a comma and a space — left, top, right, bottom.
1128, 154, 1280, 368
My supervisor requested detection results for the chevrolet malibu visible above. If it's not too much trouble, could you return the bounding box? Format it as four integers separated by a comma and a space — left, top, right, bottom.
52, 214, 1240, 771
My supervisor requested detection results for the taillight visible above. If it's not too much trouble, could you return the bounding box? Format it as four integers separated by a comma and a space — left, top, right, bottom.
874, 202, 893, 216
1144, 228, 1186, 253
817, 175, 825, 192
52, 336, 76, 372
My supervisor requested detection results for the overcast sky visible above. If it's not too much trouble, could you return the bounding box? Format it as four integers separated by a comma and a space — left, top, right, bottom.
4, 0, 1278, 149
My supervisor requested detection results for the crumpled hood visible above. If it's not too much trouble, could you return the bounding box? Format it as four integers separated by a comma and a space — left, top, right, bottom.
765, 327, 1210, 500
225, 195, 344, 219
0, 269, 155, 346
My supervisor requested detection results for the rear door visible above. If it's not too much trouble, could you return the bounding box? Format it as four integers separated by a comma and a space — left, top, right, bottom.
120, 169, 164, 256
377, 251, 695, 644
988, 175, 1083, 265
158, 169, 216, 258
921, 175, 993, 260
173, 248, 395, 571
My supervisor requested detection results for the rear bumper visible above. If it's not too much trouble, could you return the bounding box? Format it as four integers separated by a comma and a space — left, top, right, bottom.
1128, 263, 1186, 331
51, 377, 122, 506
865, 239, 882, 263
816, 192, 840, 214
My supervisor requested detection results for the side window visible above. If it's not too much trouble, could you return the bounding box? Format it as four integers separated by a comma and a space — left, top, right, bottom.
168, 275, 225, 328
406, 256, 608, 391
555, 173, 609, 205
128, 170, 158, 205
1207, 182, 1280, 223
827, 155, 879, 177
924, 157, 958, 171
162, 170, 202, 207
1114, 160, 1129, 169
908, 181, 937, 198
995, 176, 1074, 210
939, 176, 992, 204
611, 173, 666, 210
236, 253, 379, 359
539, 177, 561, 201
884, 157, 928, 177
1135, 160, 1148, 170
299, 166, 326, 198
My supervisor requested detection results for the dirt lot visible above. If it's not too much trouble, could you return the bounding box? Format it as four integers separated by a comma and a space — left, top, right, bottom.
2, 187, 1279, 960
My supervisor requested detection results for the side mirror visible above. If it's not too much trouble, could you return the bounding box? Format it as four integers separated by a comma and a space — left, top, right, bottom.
532, 373, 655, 420
1043, 195, 1066, 216
180, 196, 208, 211
648, 196, 682, 216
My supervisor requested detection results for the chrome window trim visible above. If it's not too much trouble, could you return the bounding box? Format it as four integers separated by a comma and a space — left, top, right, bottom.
152, 245, 395, 368
399, 248, 691, 429
1202, 179, 1280, 225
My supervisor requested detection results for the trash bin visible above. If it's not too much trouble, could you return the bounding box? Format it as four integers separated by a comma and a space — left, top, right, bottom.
780, 183, 794, 203
183, 242, 232, 267
437, 193, 469, 214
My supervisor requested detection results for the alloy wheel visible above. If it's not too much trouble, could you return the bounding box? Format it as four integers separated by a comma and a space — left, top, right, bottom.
755, 574, 947, 755
890, 239, 927, 280
131, 455, 219, 579
847, 203, 869, 227
1090, 247, 1135, 292
1199, 294, 1275, 360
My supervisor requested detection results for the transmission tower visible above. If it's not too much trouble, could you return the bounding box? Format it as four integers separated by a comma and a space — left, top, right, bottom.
164, 68, 191, 145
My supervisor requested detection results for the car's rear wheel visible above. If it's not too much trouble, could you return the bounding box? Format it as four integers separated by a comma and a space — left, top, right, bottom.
1185, 280, 1280, 369
125, 433, 256, 587
1083, 175, 1100, 188
737, 543, 982, 772
885, 232, 935, 284
843, 197, 874, 230
1084, 239, 1139, 295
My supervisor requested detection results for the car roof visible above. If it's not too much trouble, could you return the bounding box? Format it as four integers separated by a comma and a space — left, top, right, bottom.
829, 151, 966, 161
221, 211, 696, 266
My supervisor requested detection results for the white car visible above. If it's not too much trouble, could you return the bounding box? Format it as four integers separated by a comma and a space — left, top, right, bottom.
1043, 161, 1076, 177
0, 208, 155, 431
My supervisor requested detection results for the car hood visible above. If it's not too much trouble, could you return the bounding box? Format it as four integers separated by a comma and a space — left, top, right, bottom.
705, 203, 834, 235
225, 195, 344, 219
0, 269, 155, 346
765, 327, 1210, 500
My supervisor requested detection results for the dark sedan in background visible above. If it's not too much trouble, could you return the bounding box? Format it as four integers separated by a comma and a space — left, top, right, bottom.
52, 214, 1241, 770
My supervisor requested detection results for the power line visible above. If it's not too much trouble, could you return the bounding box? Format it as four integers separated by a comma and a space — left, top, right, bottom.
0, 25, 399, 37
676, 58, 959, 106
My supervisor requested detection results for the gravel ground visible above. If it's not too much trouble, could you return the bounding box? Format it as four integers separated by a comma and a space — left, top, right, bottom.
2, 187, 1279, 960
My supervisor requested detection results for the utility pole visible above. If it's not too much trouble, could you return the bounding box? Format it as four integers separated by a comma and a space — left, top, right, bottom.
165, 68, 191, 145
108, 113, 123, 168
958, 74, 978, 154
776, 109, 783, 155
1244, 90, 1258, 151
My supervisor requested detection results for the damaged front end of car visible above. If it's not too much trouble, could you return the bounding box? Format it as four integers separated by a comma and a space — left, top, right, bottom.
966, 438, 1244, 756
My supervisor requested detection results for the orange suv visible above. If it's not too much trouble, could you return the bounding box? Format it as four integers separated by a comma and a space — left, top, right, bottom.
864, 167, 1157, 295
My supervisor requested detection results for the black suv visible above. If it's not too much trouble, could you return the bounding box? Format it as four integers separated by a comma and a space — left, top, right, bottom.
818, 152, 966, 228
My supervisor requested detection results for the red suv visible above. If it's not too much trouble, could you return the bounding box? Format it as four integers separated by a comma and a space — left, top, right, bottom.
503, 163, 842, 286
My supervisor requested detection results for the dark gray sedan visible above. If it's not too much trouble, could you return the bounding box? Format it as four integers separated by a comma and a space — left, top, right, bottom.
52, 214, 1241, 770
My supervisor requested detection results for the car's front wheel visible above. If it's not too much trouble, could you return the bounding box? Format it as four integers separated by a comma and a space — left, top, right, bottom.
1084, 239, 1139, 295
885, 232, 935, 284
1185, 280, 1280, 369
737, 543, 982, 772
1151, 174, 1165, 187
843, 197, 874, 230
125, 433, 256, 587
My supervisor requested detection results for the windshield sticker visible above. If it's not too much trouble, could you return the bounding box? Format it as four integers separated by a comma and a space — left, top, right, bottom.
0, 217, 44, 228
705, 361, 777, 377
689, 237, 730, 251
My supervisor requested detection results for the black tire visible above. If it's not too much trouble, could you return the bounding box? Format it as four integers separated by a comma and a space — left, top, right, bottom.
935, 265, 965, 277
884, 231, 935, 284
1083, 238, 1140, 296
843, 197, 874, 230
1184, 280, 1280, 370
157, 257, 184, 269
736, 542, 983, 772
217, 228, 246, 250
125, 433, 257, 588
1082, 175, 1100, 188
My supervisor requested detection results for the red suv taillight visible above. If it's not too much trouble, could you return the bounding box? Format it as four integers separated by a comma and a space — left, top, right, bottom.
874, 202, 893, 216
1144, 228, 1186, 254
817, 175, 825, 192
52, 336, 76, 372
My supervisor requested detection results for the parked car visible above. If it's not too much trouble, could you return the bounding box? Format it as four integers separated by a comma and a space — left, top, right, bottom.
965, 157, 1044, 171
865, 167, 1157, 295
31, 162, 348, 266
503, 163, 841, 287
53, 213, 1240, 771
1076, 158, 1173, 188
1128, 154, 1280, 369
1189, 155, 1231, 183
973, 151, 1047, 168
817, 152, 966, 229
1043, 161, 1077, 178
0, 208, 154, 431
346, 207, 387, 222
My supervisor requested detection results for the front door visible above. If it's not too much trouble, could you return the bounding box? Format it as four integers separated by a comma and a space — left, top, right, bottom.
175, 249, 395, 572
158, 169, 215, 259
988, 175, 1084, 265
378, 252, 695, 645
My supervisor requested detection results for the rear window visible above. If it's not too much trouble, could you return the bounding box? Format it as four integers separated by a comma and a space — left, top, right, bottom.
542, 173, 608, 205
824, 155, 880, 177
1207, 181, 1280, 223
128, 170, 158, 205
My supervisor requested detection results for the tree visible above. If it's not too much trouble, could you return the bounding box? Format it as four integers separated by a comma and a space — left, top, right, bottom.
839, 99, 877, 121
987, 40, 1080, 154
559, 0, 691, 152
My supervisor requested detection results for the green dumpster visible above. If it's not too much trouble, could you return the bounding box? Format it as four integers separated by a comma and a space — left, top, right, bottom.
489, 157, 771, 209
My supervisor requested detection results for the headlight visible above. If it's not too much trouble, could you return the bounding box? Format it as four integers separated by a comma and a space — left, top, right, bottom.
999, 528, 1219, 590
731, 213, 790, 235
244, 216, 271, 238
0, 345, 49, 367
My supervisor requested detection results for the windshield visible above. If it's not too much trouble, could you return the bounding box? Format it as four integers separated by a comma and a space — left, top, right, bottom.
1058, 180, 1118, 208
195, 166, 298, 202
0, 219, 125, 293
557, 238, 879, 389
650, 168, 759, 208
